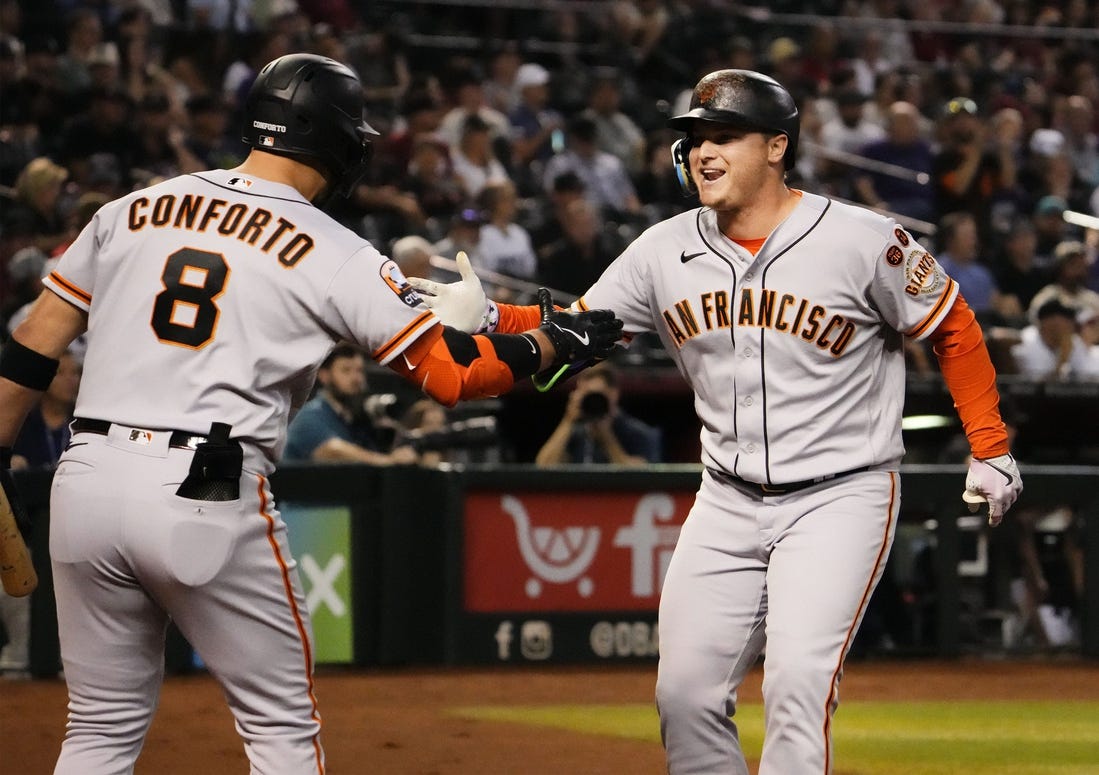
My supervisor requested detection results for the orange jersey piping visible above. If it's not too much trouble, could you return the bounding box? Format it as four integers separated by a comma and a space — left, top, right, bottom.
257, 475, 325, 774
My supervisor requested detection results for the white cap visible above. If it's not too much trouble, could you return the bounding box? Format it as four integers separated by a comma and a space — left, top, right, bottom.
1029, 128, 1065, 157
515, 63, 550, 90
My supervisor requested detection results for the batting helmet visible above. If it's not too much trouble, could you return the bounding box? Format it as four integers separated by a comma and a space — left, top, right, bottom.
668, 69, 800, 187
242, 53, 379, 198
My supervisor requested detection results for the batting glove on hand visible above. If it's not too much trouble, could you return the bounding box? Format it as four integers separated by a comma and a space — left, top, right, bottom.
407, 251, 498, 334
963, 453, 1022, 527
537, 288, 623, 366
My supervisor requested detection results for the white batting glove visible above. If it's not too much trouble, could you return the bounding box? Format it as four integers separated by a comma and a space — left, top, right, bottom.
407, 251, 499, 334
963, 453, 1022, 527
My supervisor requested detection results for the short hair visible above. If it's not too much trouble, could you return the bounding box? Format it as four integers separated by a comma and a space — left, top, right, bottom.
321, 342, 364, 370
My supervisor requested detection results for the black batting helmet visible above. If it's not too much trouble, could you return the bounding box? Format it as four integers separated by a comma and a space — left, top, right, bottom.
242, 53, 379, 197
668, 69, 800, 170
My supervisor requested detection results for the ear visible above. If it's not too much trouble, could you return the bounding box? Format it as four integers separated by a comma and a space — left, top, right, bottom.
768, 134, 789, 166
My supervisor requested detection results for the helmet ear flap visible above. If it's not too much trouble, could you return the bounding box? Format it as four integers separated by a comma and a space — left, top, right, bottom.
670, 138, 696, 196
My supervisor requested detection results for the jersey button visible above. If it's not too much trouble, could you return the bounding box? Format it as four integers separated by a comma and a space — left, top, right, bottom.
745, 272, 754, 280
743, 396, 754, 406
743, 347, 753, 357
745, 443, 756, 454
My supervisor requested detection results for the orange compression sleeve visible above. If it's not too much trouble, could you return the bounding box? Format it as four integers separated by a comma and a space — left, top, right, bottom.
927, 294, 1009, 459
495, 303, 541, 334
387, 324, 539, 407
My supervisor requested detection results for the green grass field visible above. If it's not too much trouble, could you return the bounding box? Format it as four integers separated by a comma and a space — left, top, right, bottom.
453, 701, 1099, 774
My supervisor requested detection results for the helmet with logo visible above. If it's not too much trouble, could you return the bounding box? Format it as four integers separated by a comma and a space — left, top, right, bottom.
241, 53, 379, 197
668, 69, 800, 175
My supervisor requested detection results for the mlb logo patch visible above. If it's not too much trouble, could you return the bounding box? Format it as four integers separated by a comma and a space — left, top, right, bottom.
227, 177, 253, 189
128, 429, 153, 445
260, 136, 275, 147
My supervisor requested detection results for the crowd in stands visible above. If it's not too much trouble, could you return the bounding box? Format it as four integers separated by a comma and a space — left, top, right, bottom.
2, 0, 1099, 385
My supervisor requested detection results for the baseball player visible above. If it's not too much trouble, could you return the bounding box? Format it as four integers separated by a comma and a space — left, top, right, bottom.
0, 53, 620, 774
409, 70, 1023, 774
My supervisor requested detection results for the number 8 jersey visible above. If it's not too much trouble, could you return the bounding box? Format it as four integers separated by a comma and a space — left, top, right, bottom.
44, 170, 438, 471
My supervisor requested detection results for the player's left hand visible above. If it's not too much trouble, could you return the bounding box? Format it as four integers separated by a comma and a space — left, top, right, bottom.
407, 251, 498, 333
963, 453, 1022, 527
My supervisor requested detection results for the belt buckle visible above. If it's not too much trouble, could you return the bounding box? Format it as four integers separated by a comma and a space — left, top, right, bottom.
759, 482, 787, 495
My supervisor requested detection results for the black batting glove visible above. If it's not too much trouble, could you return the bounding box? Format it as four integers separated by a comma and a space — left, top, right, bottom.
537, 288, 623, 367
0, 446, 32, 540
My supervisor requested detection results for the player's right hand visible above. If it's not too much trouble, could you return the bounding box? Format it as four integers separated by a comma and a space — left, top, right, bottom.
407, 251, 497, 334
537, 288, 623, 366
963, 453, 1022, 527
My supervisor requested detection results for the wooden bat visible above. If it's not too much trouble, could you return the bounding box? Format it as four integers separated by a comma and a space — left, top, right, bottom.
0, 484, 37, 597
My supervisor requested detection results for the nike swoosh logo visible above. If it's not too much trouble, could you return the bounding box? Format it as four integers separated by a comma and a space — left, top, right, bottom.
554, 324, 590, 345
403, 353, 416, 371
985, 461, 1015, 486
681, 251, 706, 263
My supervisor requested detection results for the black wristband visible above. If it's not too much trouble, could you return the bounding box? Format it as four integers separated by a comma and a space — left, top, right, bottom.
0, 447, 11, 469
483, 332, 542, 378
0, 339, 59, 391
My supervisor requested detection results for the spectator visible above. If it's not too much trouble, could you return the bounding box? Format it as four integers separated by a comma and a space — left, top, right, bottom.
542, 115, 641, 219
54, 85, 138, 190
539, 198, 624, 298
1008, 506, 1085, 651
451, 112, 511, 202
377, 88, 445, 181
432, 207, 484, 269
390, 234, 446, 284
1, 157, 69, 261
535, 361, 662, 466
482, 42, 523, 116
507, 61, 564, 192
819, 88, 885, 157
284, 343, 420, 465
932, 97, 1014, 240
530, 170, 587, 251
934, 211, 1020, 323
347, 30, 411, 127
1031, 195, 1074, 265
132, 92, 205, 182
397, 133, 464, 238
1078, 308, 1099, 378
853, 101, 935, 223
437, 64, 510, 150
1009, 299, 1094, 381
580, 70, 646, 177
994, 221, 1051, 320
54, 8, 102, 97
183, 94, 244, 171
1058, 95, 1099, 191
1027, 240, 1099, 324
475, 180, 538, 300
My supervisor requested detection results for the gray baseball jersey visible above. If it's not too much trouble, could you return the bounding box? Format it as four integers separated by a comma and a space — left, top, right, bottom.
579, 191, 956, 484
44, 169, 437, 470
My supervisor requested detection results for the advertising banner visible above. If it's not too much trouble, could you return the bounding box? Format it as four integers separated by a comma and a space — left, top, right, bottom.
463, 490, 694, 612
281, 503, 354, 663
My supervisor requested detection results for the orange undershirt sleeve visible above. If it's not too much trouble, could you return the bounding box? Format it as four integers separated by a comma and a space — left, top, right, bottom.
927, 294, 1010, 459
496, 303, 541, 334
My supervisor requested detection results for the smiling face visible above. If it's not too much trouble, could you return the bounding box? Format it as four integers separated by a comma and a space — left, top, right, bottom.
687, 121, 787, 211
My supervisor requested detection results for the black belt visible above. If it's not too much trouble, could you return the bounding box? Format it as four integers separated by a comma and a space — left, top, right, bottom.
707, 465, 872, 496
71, 418, 209, 451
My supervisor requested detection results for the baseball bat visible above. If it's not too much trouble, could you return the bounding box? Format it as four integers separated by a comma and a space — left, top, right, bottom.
0, 485, 37, 597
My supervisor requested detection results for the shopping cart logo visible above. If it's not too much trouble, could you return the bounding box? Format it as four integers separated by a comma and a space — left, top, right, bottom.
501, 495, 601, 599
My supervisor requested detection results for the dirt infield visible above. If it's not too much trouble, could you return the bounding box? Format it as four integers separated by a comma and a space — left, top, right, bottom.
6, 658, 1099, 774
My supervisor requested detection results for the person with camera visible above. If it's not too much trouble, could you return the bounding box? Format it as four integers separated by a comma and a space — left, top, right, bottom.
284, 342, 419, 465
534, 361, 662, 466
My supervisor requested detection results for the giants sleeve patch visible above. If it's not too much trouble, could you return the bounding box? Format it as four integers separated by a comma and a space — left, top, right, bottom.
379, 259, 424, 307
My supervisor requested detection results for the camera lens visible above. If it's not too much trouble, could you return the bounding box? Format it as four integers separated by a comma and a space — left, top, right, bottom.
579, 391, 610, 420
